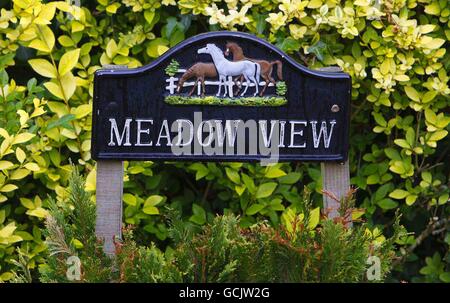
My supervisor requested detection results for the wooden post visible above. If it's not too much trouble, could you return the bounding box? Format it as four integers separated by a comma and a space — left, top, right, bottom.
321, 161, 350, 219
318, 66, 350, 220
95, 65, 127, 256
95, 161, 124, 255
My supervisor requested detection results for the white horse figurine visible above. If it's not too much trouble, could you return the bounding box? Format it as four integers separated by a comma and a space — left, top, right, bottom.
197, 44, 261, 97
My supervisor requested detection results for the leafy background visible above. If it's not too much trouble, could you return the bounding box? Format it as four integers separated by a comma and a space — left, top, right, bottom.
0, 0, 448, 282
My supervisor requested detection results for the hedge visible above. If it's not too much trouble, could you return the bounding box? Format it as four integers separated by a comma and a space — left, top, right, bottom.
0, 0, 448, 282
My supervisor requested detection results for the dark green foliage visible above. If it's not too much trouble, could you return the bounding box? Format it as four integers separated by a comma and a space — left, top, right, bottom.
27, 170, 402, 283
115, 227, 182, 283
39, 168, 114, 283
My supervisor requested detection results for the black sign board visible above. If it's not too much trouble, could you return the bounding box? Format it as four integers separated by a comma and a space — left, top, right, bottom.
92, 31, 351, 162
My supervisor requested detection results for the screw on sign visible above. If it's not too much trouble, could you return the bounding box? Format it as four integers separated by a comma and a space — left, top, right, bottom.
92, 31, 351, 255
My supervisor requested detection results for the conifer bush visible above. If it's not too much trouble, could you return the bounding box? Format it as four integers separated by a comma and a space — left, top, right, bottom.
0, 0, 448, 282
15, 169, 401, 283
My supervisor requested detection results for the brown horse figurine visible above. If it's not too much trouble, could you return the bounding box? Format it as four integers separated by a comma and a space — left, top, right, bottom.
224, 42, 282, 96
176, 62, 217, 96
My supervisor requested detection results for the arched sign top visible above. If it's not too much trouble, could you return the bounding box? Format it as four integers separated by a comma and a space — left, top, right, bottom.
92, 31, 351, 163
95, 31, 350, 81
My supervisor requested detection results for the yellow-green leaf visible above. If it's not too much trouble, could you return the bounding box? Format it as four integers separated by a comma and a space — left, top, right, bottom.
38, 25, 55, 52
142, 205, 159, 215
265, 166, 287, 178
406, 194, 418, 206
35, 3, 56, 24
60, 72, 76, 100
106, 3, 121, 14
404, 86, 420, 102
145, 195, 164, 207
106, 39, 118, 58
58, 35, 74, 47
225, 167, 240, 184
429, 130, 448, 141
44, 82, 64, 100
17, 110, 29, 126
123, 193, 136, 206
307, 207, 320, 230
58, 49, 80, 76
81, 140, 91, 152
0, 160, 13, 170
26, 207, 48, 218
74, 104, 91, 119
20, 198, 35, 209
15, 147, 26, 163
256, 182, 277, 199
29, 39, 51, 53
85, 168, 96, 192
24, 163, 40, 171
13, 133, 35, 144
29, 59, 57, 78
389, 189, 409, 199
47, 101, 69, 117
71, 21, 84, 33
0, 223, 16, 238
0, 184, 18, 193
426, 38, 445, 49
10, 169, 30, 180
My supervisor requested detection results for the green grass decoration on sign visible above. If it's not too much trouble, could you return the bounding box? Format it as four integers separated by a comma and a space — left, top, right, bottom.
164, 95, 287, 106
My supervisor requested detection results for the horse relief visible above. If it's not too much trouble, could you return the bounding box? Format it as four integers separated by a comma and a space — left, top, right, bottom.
198, 43, 261, 97
176, 63, 217, 97
164, 41, 287, 106
224, 42, 283, 96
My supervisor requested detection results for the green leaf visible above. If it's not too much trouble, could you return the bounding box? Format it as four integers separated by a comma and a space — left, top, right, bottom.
374, 183, 391, 202
225, 167, 240, 184
278, 172, 301, 184
256, 182, 277, 199
123, 193, 137, 206
46, 114, 76, 130
422, 91, 437, 103
440, 272, 450, 283
394, 139, 410, 149
389, 189, 409, 199
404, 86, 420, 102
265, 166, 286, 178
142, 205, 159, 215
246, 204, 265, 215
144, 10, 155, 24
405, 128, 415, 147
377, 198, 398, 210
189, 204, 206, 225
405, 194, 418, 206
384, 148, 401, 160
424, 1, 441, 15
241, 173, 256, 193
145, 195, 164, 207
20, 198, 35, 209
47, 101, 69, 117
